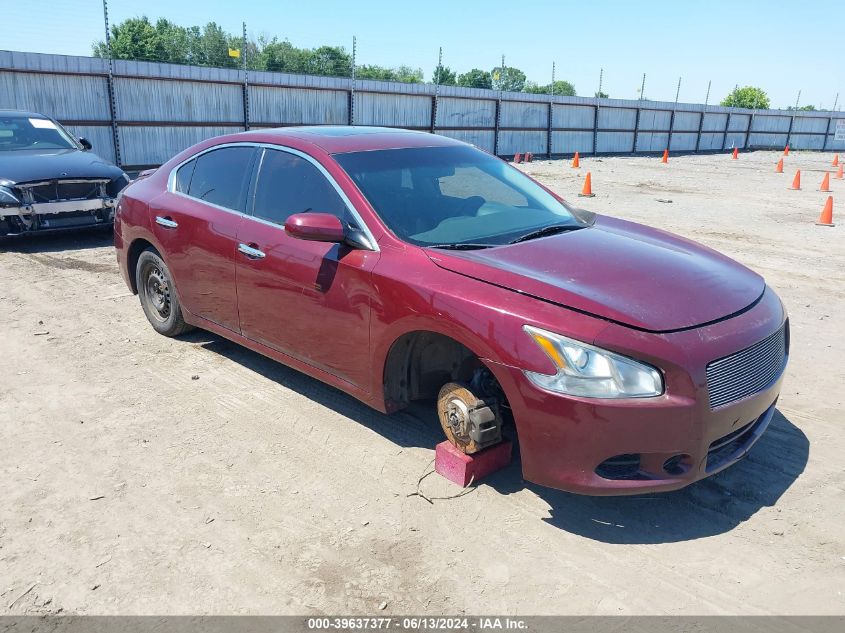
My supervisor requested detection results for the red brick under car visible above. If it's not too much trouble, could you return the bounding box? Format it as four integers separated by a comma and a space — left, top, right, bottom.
114, 126, 788, 495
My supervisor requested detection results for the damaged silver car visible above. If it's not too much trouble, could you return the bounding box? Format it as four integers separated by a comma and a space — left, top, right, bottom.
0, 110, 129, 235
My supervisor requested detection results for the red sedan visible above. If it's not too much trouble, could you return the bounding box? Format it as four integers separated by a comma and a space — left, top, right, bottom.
115, 127, 788, 495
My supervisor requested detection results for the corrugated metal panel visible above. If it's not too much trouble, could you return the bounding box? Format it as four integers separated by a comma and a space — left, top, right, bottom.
824, 136, 845, 150
702, 113, 728, 131
636, 132, 670, 152
698, 132, 724, 150
669, 132, 697, 151
673, 111, 701, 131
751, 115, 790, 132
724, 132, 746, 148
551, 131, 593, 154
436, 129, 495, 153
63, 125, 116, 164
0, 71, 110, 119
637, 110, 671, 131
435, 98, 495, 128
597, 131, 634, 153
498, 131, 546, 155
114, 78, 242, 122
598, 108, 636, 130
748, 133, 789, 148
249, 86, 347, 125
828, 118, 845, 133
356, 92, 430, 127
789, 134, 826, 150
499, 101, 547, 128
117, 126, 233, 166
790, 117, 827, 134
727, 114, 750, 131
552, 105, 594, 129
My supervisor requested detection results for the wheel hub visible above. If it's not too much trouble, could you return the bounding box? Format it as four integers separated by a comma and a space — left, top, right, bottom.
146, 266, 171, 318
446, 398, 470, 440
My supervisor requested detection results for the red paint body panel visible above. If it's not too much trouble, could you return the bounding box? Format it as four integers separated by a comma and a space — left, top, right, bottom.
115, 126, 788, 495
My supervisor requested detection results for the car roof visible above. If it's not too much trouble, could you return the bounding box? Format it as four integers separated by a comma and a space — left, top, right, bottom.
239, 126, 465, 154
0, 110, 49, 119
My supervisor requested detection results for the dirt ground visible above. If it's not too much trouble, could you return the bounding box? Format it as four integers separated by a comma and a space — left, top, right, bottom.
1, 150, 843, 616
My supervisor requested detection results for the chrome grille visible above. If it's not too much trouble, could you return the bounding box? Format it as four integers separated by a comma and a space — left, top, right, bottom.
706, 323, 787, 409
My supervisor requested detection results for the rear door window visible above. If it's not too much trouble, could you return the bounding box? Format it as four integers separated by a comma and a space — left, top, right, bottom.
175, 158, 196, 193
186, 147, 256, 212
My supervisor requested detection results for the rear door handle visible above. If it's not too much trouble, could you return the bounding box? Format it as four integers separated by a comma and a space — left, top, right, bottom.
238, 243, 266, 259
155, 216, 178, 228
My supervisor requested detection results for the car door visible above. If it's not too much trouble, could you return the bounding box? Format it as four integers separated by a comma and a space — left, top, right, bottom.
235, 147, 380, 390
151, 145, 258, 332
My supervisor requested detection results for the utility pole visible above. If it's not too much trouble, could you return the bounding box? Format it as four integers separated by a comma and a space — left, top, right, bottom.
639, 73, 646, 100
704, 80, 711, 107
833, 93, 840, 112
101, 0, 121, 166
597, 67, 603, 97
794, 89, 801, 110
551, 61, 555, 96
675, 77, 682, 103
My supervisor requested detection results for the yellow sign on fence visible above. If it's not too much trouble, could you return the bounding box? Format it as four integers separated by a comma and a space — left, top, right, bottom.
228, 48, 241, 59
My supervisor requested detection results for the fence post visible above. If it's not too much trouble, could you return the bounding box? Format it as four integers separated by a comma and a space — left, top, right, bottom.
593, 104, 600, 156
348, 36, 356, 126
101, 0, 121, 167
632, 107, 642, 154
744, 111, 753, 150
785, 114, 795, 149
695, 110, 705, 152
493, 98, 501, 156
823, 116, 833, 150
722, 112, 732, 150
546, 100, 553, 158
667, 109, 676, 153
242, 22, 249, 132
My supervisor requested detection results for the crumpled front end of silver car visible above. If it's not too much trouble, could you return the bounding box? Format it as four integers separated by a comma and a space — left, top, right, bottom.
0, 178, 121, 234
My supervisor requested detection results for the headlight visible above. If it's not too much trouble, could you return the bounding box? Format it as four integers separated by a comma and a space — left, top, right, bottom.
0, 185, 21, 207
523, 325, 663, 398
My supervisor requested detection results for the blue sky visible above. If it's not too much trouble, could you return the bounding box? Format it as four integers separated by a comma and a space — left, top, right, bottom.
4, 0, 842, 109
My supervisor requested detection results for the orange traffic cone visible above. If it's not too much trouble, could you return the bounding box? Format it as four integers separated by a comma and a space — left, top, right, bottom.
784, 145, 790, 156
513, 152, 522, 164
578, 172, 596, 197
833, 154, 840, 167
815, 196, 834, 227
661, 149, 669, 164
819, 172, 832, 192
776, 158, 784, 173
731, 147, 739, 160
572, 152, 580, 168
836, 164, 844, 180
789, 170, 801, 190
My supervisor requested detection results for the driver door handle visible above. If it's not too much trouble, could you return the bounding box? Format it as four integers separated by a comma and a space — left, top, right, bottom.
155, 216, 178, 229
238, 243, 266, 259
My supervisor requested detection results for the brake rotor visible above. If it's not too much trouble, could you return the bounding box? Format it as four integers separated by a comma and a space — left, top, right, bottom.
437, 382, 500, 455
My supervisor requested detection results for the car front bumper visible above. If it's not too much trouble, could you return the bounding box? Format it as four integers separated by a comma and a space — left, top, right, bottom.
487, 287, 788, 495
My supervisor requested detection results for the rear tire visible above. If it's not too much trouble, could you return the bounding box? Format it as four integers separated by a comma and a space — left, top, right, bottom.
136, 248, 193, 337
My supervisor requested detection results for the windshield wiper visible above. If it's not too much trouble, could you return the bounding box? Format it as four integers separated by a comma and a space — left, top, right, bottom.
425, 243, 493, 250
508, 224, 583, 244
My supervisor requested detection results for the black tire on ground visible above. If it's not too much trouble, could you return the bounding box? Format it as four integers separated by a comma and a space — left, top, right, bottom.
135, 248, 193, 337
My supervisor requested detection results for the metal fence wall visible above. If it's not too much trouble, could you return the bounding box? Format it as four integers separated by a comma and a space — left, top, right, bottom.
2, 50, 843, 169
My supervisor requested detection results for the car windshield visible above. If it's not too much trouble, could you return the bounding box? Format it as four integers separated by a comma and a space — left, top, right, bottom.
334, 145, 584, 247
0, 115, 78, 151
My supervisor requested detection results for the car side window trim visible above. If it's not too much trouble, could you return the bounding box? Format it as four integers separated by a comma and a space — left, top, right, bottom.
166, 141, 379, 252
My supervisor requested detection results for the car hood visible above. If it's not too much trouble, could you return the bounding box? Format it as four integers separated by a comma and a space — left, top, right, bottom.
0, 149, 123, 185
425, 215, 765, 333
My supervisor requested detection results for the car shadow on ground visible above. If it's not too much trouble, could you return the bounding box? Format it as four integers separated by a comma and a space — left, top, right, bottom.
193, 330, 808, 545
0, 227, 113, 253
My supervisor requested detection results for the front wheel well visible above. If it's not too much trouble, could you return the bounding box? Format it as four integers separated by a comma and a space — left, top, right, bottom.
126, 238, 157, 294
383, 331, 491, 410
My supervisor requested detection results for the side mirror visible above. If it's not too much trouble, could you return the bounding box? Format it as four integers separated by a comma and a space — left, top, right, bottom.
284, 212, 346, 243
78, 137, 93, 150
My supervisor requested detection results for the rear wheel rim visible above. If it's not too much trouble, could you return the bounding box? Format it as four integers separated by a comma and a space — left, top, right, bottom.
144, 264, 171, 321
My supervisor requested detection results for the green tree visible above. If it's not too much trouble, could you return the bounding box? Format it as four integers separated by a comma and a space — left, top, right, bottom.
93, 16, 159, 61
523, 80, 576, 96
787, 104, 816, 111
721, 86, 770, 109
432, 64, 456, 85
595, 90, 609, 99
356, 64, 423, 83
491, 66, 526, 92
456, 68, 492, 89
